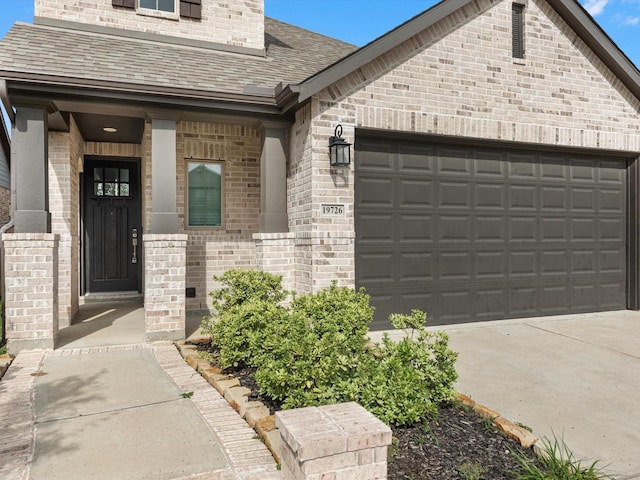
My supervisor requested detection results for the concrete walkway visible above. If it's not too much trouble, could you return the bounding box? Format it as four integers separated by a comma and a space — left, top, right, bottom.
0, 343, 280, 480
376, 310, 640, 478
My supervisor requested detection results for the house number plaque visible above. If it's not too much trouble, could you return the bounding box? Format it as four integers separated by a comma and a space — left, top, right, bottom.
321, 204, 345, 217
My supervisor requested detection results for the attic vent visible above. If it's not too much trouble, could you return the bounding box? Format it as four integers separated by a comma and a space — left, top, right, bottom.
512, 3, 525, 59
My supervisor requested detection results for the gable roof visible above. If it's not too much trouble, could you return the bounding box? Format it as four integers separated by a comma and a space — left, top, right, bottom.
295, 0, 640, 103
0, 17, 356, 105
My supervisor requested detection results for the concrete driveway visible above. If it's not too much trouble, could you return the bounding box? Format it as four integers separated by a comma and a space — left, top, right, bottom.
437, 311, 639, 478
372, 310, 640, 477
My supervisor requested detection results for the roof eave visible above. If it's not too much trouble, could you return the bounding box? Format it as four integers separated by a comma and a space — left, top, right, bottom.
1, 72, 290, 117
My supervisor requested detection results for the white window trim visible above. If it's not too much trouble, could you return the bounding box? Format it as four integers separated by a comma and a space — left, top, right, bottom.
137, 0, 179, 20
185, 159, 225, 229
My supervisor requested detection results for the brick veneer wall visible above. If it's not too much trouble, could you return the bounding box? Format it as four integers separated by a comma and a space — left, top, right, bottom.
175, 121, 261, 310
48, 116, 82, 327
3, 234, 59, 353
34, 0, 265, 50
287, 0, 640, 295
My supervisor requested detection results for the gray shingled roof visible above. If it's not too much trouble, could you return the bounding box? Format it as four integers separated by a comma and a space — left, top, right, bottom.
0, 17, 357, 96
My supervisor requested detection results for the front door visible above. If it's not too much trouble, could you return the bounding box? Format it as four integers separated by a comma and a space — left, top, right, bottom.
83, 157, 141, 293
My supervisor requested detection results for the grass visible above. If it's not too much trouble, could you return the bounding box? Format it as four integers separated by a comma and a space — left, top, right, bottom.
511, 434, 612, 480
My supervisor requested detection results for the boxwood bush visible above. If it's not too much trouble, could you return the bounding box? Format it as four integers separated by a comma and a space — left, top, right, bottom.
201, 269, 458, 426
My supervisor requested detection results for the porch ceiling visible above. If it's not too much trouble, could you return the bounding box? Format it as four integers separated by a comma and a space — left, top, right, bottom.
74, 113, 145, 143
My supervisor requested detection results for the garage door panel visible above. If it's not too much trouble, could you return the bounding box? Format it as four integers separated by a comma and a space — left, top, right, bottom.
571, 249, 597, 274
509, 216, 538, 241
357, 142, 395, 171
508, 155, 538, 179
475, 215, 506, 242
541, 285, 571, 314
541, 186, 569, 210
475, 289, 509, 318
540, 157, 570, 181
571, 187, 595, 210
357, 253, 395, 283
600, 249, 625, 274
570, 218, 597, 241
438, 291, 474, 322
510, 251, 539, 277
476, 251, 508, 278
439, 251, 472, 280
475, 183, 507, 209
509, 286, 539, 316
399, 252, 433, 282
600, 282, 626, 308
357, 177, 394, 207
599, 218, 625, 241
540, 217, 568, 242
570, 159, 597, 182
399, 214, 435, 242
437, 148, 472, 176
438, 181, 472, 208
398, 145, 436, 173
599, 161, 626, 184
474, 151, 508, 178
356, 136, 628, 329
599, 188, 625, 212
438, 215, 472, 243
398, 178, 434, 208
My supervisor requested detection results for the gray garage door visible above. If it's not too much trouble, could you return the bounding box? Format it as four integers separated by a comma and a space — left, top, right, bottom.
355, 135, 628, 329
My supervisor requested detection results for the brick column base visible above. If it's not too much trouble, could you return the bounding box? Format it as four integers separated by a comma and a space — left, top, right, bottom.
3, 233, 59, 353
276, 402, 392, 480
143, 234, 188, 342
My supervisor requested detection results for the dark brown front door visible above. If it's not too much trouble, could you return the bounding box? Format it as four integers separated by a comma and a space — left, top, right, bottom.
83, 157, 141, 293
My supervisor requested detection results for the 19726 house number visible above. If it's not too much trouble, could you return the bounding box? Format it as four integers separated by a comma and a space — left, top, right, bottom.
321, 204, 345, 216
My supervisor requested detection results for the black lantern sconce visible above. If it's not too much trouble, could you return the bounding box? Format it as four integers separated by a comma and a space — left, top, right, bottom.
329, 124, 351, 167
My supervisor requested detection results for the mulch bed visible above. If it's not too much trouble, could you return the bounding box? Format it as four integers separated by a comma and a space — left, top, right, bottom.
194, 342, 541, 479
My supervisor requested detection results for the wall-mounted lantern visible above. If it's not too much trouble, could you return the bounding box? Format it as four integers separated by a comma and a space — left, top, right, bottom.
329, 124, 351, 167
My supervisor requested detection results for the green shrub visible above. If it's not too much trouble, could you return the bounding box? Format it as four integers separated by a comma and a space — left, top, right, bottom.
201, 270, 459, 427
200, 270, 287, 368
254, 283, 374, 408
358, 310, 458, 425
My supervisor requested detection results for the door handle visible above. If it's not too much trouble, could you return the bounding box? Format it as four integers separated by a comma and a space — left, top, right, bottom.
132, 228, 138, 264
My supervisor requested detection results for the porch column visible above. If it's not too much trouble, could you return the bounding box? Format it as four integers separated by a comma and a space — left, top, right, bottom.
150, 118, 178, 233
143, 234, 188, 342
259, 122, 288, 233
12, 107, 50, 233
4, 234, 59, 353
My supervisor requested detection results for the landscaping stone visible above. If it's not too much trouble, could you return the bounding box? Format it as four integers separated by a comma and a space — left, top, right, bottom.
255, 415, 277, 438
214, 378, 241, 396
245, 404, 271, 427
262, 429, 282, 463
494, 417, 538, 448
0, 354, 14, 380
225, 386, 252, 413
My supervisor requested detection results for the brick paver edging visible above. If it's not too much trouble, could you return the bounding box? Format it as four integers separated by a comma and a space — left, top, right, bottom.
152, 342, 283, 480
0, 350, 46, 480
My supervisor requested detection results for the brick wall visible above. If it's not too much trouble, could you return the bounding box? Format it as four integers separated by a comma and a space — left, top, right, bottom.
34, 0, 265, 50
144, 234, 187, 341
287, 0, 640, 294
48, 116, 82, 327
175, 121, 261, 310
3, 234, 59, 353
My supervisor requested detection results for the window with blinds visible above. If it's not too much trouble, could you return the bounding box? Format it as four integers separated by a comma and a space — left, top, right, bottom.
512, 3, 525, 59
187, 161, 223, 227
